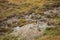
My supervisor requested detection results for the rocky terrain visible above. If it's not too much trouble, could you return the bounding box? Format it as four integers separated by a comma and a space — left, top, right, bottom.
0, 0, 60, 40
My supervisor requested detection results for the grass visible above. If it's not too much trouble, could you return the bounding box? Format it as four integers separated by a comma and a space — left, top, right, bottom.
36, 16, 60, 40
50, 16, 60, 26
0, 35, 19, 40
36, 35, 60, 40
0, 0, 60, 21
35, 26, 60, 40
44, 26, 60, 35
0, 0, 60, 40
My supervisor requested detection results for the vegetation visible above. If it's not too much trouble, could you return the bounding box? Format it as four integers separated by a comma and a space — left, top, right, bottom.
36, 35, 60, 40
0, 0, 60, 40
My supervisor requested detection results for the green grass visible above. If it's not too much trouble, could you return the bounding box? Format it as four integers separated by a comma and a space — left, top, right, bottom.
35, 26, 60, 40
44, 26, 60, 35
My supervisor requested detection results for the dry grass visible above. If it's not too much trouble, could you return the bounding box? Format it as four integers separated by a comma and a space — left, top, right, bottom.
37, 35, 60, 40
0, 0, 60, 21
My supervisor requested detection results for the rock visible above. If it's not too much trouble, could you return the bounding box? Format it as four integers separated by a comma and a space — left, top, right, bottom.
9, 22, 54, 40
